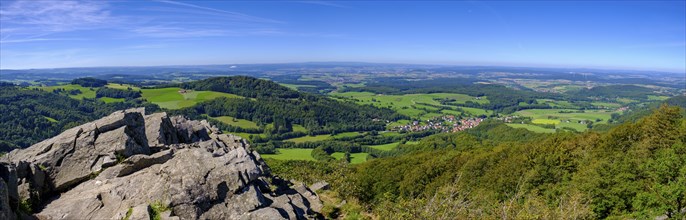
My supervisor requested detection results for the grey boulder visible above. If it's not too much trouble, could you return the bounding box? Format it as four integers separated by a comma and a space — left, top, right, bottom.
0, 109, 322, 219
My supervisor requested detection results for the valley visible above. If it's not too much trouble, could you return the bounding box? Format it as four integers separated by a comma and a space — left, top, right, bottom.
1, 64, 684, 219
8, 69, 678, 161
1, 0, 684, 219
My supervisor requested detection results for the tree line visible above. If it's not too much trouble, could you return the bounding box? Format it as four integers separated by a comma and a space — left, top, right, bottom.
70, 77, 107, 87
95, 87, 142, 99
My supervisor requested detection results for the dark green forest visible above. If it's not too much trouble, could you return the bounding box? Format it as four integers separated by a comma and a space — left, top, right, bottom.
570, 84, 658, 100
96, 87, 142, 99
182, 96, 404, 134
70, 77, 108, 87
178, 76, 300, 99
0, 86, 157, 150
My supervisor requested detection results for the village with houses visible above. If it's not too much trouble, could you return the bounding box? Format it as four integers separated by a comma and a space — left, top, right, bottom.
392, 115, 485, 133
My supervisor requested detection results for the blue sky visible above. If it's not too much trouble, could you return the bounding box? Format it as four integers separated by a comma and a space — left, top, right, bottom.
1, 0, 685, 72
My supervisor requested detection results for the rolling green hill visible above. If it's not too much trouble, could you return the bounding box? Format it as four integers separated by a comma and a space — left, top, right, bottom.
141, 87, 242, 109
169, 76, 406, 137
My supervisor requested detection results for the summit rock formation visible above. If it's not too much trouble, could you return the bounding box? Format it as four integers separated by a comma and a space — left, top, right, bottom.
0, 108, 322, 219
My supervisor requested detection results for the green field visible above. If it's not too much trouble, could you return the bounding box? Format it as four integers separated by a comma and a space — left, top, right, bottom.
331, 91, 490, 118
340, 82, 366, 88
331, 152, 369, 164
513, 109, 617, 132
282, 131, 363, 143
506, 123, 556, 133
292, 124, 308, 133
534, 99, 579, 109
440, 109, 462, 115
280, 83, 315, 90
647, 95, 669, 101
283, 134, 332, 143
559, 122, 589, 131
369, 142, 400, 151
141, 87, 243, 109
261, 148, 314, 161
461, 107, 490, 115
105, 83, 141, 91
616, 98, 638, 104
419, 113, 443, 120
225, 122, 307, 140
551, 84, 585, 93
440, 107, 491, 117
261, 148, 369, 164
591, 101, 622, 108
232, 132, 266, 139
515, 109, 614, 121
38, 84, 126, 103
39, 84, 96, 100
332, 131, 365, 139
532, 119, 560, 124
213, 116, 259, 129
99, 97, 125, 103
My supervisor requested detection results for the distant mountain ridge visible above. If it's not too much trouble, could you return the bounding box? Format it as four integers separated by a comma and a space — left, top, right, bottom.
2, 62, 684, 75
2, 62, 683, 84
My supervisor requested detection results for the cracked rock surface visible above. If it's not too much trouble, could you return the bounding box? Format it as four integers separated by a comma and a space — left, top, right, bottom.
0, 109, 322, 219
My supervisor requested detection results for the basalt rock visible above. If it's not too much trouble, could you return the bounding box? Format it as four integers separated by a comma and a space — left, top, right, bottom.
144, 112, 179, 150
0, 162, 19, 220
0, 109, 322, 219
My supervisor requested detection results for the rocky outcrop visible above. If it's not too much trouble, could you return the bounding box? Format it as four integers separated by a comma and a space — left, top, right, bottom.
0, 109, 322, 219
170, 116, 218, 144
144, 112, 179, 149
310, 181, 330, 192
1, 162, 19, 219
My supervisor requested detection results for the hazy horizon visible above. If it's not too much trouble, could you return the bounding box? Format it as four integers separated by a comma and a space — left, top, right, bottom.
2, 61, 685, 75
1, 0, 685, 73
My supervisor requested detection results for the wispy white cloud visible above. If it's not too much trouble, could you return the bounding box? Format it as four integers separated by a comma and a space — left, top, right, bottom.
132, 25, 230, 38
0, 0, 115, 32
0, 0, 117, 43
129, 25, 336, 39
0, 0, 341, 43
0, 0, 290, 43
152, 0, 283, 23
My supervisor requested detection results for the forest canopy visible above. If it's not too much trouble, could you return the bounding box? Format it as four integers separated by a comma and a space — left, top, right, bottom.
0, 86, 157, 151
70, 77, 107, 87
269, 104, 686, 219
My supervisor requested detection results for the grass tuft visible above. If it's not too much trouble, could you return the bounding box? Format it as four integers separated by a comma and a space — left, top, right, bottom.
122, 207, 133, 220
148, 201, 170, 220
